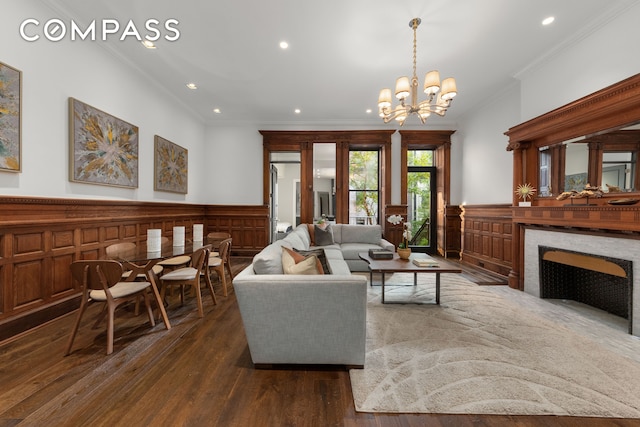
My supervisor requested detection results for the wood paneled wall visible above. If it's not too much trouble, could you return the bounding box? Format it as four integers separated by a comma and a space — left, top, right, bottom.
0, 197, 269, 342
460, 204, 513, 277
443, 205, 462, 258
204, 205, 269, 256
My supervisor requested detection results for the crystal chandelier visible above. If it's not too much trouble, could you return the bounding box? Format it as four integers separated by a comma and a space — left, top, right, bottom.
378, 18, 457, 125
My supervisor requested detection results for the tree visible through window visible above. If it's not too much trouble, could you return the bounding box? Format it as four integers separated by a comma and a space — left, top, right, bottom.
407, 150, 435, 249
349, 150, 379, 224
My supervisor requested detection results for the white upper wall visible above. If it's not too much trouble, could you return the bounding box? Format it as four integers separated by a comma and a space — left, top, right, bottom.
457, 2, 640, 205
3, 1, 638, 207
519, 2, 640, 121
0, 0, 207, 203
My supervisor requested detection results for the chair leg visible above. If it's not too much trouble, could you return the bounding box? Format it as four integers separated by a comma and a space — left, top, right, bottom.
204, 271, 217, 305
226, 260, 234, 280
193, 282, 204, 318
106, 303, 116, 355
142, 290, 156, 327
64, 299, 89, 356
220, 267, 228, 297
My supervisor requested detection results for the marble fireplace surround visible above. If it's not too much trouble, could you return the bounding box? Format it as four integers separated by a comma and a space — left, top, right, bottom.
524, 228, 639, 336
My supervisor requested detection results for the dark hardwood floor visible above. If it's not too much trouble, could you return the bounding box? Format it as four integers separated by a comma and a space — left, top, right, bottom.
0, 257, 637, 427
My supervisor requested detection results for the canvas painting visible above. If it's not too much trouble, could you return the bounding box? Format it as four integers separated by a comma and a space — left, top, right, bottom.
70, 98, 139, 188
154, 135, 188, 194
0, 61, 21, 172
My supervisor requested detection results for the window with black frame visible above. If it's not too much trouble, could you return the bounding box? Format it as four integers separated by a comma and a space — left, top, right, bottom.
348, 149, 379, 225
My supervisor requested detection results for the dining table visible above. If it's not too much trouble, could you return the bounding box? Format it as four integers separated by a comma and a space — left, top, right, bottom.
107, 238, 214, 330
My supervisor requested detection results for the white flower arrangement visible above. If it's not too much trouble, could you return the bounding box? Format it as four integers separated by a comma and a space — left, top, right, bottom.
387, 214, 403, 225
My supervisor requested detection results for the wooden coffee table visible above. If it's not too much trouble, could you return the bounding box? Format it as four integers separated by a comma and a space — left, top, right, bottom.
359, 252, 462, 304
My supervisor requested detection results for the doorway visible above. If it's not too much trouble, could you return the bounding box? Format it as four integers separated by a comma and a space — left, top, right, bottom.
407, 150, 437, 254
269, 152, 301, 243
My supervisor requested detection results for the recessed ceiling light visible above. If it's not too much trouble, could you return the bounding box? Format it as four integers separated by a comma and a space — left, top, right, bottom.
213, 108, 221, 114
294, 108, 301, 114
542, 16, 555, 26
366, 109, 372, 114
186, 83, 197, 90
280, 41, 289, 49
141, 40, 156, 49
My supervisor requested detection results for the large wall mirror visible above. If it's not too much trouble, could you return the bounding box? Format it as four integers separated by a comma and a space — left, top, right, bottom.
507, 73, 640, 205
537, 123, 640, 197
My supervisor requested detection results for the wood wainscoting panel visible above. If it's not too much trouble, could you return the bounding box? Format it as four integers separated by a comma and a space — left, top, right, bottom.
205, 205, 270, 256
13, 259, 44, 310
0, 196, 209, 342
461, 204, 512, 278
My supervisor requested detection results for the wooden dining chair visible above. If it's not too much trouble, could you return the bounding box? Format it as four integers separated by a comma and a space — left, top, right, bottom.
159, 247, 216, 318
207, 232, 231, 257
106, 242, 164, 279
208, 238, 233, 297
65, 260, 156, 356
157, 237, 191, 271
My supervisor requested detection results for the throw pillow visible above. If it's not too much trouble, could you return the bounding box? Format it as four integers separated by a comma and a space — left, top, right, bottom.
306, 224, 316, 245
314, 224, 334, 246
281, 247, 322, 275
293, 248, 331, 274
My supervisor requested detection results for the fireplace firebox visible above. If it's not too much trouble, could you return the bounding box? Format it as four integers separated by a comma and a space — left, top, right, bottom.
538, 246, 633, 333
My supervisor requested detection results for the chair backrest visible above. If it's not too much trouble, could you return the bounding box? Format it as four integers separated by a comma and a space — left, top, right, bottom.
70, 260, 124, 291
191, 247, 210, 273
105, 242, 136, 259
218, 238, 232, 263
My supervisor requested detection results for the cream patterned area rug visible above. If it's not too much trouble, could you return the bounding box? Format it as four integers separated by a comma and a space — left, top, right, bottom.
349, 273, 640, 417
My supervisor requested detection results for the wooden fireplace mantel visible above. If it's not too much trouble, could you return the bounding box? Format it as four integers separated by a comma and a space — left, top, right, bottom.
505, 74, 640, 290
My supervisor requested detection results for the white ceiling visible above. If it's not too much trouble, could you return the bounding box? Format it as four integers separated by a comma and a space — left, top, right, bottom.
49, 0, 634, 127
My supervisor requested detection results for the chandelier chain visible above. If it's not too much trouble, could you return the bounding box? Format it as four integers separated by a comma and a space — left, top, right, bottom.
412, 20, 418, 81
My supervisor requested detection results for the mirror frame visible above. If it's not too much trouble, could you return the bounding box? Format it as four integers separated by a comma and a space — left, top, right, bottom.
506, 73, 640, 205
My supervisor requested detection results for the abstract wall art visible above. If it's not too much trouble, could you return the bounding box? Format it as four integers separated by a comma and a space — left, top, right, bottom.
0, 61, 22, 172
69, 97, 139, 188
154, 135, 188, 194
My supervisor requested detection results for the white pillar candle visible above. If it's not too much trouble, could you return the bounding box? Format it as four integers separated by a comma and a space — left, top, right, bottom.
193, 224, 204, 242
173, 226, 185, 247
147, 229, 162, 252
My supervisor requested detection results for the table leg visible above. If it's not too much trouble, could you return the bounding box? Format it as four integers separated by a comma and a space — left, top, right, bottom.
123, 261, 171, 330
414, 272, 417, 286
436, 272, 440, 305
369, 270, 373, 287
381, 273, 386, 304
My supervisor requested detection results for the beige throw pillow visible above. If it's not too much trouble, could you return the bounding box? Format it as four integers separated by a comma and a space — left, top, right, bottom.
282, 247, 321, 275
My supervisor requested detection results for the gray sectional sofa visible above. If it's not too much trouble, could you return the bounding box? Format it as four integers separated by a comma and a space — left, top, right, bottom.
233, 223, 393, 367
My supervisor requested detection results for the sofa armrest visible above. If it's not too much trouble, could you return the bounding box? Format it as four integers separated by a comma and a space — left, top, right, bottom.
233, 266, 367, 365
380, 238, 395, 252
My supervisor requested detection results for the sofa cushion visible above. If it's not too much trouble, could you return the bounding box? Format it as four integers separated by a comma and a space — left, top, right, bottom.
315, 224, 335, 246
341, 225, 381, 245
283, 229, 307, 250
295, 224, 311, 248
252, 240, 288, 274
294, 248, 330, 274
282, 247, 321, 275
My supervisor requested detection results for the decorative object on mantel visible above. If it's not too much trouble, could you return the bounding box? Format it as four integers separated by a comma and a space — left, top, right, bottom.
377, 18, 457, 126
556, 183, 603, 205
515, 183, 536, 206
387, 214, 412, 259
606, 183, 623, 193
607, 198, 640, 205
